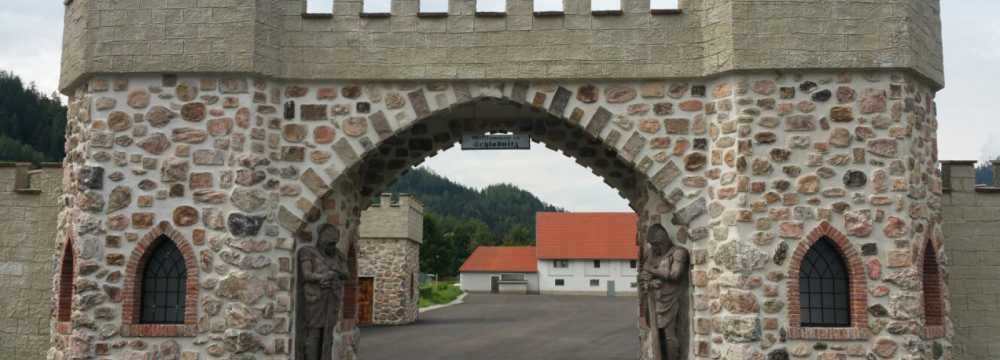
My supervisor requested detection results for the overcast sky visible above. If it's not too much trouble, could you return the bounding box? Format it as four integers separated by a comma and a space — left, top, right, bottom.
0, 1, 995, 211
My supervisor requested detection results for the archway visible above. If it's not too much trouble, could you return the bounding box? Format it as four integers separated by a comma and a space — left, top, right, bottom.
286, 83, 701, 360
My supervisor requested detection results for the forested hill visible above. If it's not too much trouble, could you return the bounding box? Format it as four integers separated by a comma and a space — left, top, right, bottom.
388, 167, 563, 240
976, 162, 993, 185
0, 71, 67, 163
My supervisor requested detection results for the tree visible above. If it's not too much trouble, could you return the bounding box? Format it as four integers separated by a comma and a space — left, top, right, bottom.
0, 70, 68, 162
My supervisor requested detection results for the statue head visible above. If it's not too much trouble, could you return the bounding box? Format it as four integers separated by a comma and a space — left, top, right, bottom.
317, 224, 341, 257
646, 223, 673, 253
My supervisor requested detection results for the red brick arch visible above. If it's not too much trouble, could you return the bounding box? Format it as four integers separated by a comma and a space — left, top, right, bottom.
786, 221, 869, 340
121, 221, 199, 337
917, 230, 946, 339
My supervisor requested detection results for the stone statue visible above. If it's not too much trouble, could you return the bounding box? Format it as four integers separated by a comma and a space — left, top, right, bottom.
641, 224, 689, 360
298, 224, 350, 360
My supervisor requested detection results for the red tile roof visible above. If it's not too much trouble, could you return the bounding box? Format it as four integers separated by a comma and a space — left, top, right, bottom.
459, 246, 538, 273
535, 212, 638, 260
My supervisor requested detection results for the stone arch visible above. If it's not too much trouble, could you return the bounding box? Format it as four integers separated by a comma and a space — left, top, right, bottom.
787, 222, 868, 340
917, 232, 946, 338
121, 222, 199, 337
285, 83, 698, 360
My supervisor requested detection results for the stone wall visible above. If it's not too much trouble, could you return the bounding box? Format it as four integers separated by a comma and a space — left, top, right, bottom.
49, 70, 952, 359
358, 194, 423, 325
357, 239, 420, 325
58, 0, 943, 92
0, 163, 64, 359
940, 161, 1000, 359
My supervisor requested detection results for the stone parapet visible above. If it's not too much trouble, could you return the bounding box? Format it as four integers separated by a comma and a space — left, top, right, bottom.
0, 164, 64, 359
360, 193, 424, 243
939, 160, 1000, 359
58, 0, 944, 93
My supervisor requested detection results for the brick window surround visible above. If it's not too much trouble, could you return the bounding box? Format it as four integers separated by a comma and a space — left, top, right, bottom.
55, 237, 76, 335
121, 222, 199, 337
919, 237, 946, 339
787, 222, 869, 340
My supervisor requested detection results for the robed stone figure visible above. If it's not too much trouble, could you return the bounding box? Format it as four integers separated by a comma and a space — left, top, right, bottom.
298, 224, 350, 360
641, 224, 689, 360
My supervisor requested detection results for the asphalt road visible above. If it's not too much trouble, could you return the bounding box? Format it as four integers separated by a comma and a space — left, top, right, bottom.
359, 294, 639, 360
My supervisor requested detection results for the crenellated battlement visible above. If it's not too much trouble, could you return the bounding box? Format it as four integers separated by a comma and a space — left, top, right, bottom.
59, 0, 943, 93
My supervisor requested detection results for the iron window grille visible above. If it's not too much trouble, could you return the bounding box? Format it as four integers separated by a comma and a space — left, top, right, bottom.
798, 236, 851, 327
140, 237, 187, 324
590, 279, 600, 287
555, 279, 565, 286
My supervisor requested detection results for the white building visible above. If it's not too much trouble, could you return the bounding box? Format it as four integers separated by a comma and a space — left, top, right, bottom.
458, 246, 540, 294
458, 212, 638, 296
535, 212, 639, 295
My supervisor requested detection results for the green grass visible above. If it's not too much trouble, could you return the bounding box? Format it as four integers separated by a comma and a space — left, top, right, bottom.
418, 282, 463, 308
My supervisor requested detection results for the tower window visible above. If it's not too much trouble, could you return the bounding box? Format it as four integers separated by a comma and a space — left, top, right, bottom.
140, 236, 188, 324
923, 242, 944, 326
57, 240, 75, 322
798, 236, 851, 327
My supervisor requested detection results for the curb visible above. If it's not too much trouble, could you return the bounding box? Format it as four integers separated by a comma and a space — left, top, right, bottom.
419, 292, 468, 313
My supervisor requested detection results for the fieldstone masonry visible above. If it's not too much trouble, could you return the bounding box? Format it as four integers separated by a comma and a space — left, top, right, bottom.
358, 194, 422, 325
48, 0, 955, 359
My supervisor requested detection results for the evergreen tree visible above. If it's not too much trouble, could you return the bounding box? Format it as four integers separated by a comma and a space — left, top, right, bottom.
0, 71, 68, 162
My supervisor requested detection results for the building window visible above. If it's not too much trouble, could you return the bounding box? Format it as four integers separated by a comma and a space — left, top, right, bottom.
553, 260, 569, 268
419, 0, 448, 15
650, 0, 680, 13
798, 236, 850, 327
57, 240, 75, 323
923, 242, 944, 326
630, 282, 637, 288
593, 260, 601, 268
305, 0, 333, 15
534, 0, 562, 14
555, 279, 565, 286
501, 273, 525, 282
591, 0, 621, 14
476, 0, 505, 15
590, 279, 600, 287
629, 260, 637, 269
140, 237, 188, 324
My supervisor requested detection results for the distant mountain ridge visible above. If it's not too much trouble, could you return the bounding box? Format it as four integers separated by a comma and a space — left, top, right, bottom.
0, 71, 67, 163
388, 167, 563, 239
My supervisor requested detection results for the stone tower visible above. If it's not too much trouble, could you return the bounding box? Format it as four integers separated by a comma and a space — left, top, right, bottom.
357, 193, 423, 326
52, 0, 949, 359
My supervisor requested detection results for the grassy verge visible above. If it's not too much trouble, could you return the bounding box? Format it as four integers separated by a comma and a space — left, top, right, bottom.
418, 282, 463, 308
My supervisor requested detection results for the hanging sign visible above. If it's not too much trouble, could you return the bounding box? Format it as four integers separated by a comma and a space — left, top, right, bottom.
461, 134, 531, 150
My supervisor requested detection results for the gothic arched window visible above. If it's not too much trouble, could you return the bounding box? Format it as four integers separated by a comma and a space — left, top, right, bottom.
799, 236, 851, 327
140, 236, 187, 324
923, 242, 944, 326
57, 240, 75, 322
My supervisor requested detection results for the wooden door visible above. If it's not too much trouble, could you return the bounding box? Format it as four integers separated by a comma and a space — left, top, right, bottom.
358, 277, 374, 325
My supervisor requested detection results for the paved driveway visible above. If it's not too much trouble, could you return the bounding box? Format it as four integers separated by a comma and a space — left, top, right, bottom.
360, 294, 639, 360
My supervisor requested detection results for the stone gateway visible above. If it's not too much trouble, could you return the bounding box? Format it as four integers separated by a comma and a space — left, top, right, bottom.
50, 0, 950, 359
